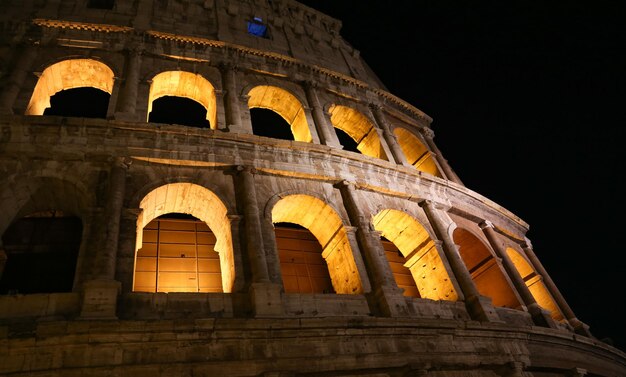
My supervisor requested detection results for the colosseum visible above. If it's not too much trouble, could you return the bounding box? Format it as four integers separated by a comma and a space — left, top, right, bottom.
0, 0, 625, 376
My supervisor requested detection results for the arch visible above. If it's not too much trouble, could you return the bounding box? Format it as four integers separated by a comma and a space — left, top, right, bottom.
247, 85, 312, 142
148, 71, 217, 129
270, 194, 363, 294
507, 247, 564, 321
0, 176, 90, 294
394, 127, 441, 177
25, 59, 115, 115
328, 105, 387, 160
453, 228, 521, 309
372, 209, 458, 300
135, 183, 234, 292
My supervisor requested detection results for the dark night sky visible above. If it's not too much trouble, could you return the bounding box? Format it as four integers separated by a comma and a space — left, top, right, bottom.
297, 0, 626, 350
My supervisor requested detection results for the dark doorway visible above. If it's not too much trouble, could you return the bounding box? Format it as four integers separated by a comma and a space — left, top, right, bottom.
250, 108, 295, 141
148, 96, 211, 128
1, 213, 82, 294
335, 127, 360, 153
43, 87, 110, 119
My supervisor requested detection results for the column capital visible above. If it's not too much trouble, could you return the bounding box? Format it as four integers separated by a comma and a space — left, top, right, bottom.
235, 165, 257, 175
419, 127, 435, 139
112, 156, 132, 170
478, 220, 495, 230
218, 62, 239, 72
227, 214, 243, 223
417, 199, 450, 211
334, 179, 357, 190
122, 208, 142, 219
301, 79, 318, 89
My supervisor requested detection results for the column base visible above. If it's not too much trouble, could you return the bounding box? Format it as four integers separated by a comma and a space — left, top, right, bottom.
569, 317, 593, 338
527, 303, 557, 328
465, 294, 501, 322
78, 279, 121, 320
113, 111, 139, 122
249, 282, 284, 318
368, 285, 410, 317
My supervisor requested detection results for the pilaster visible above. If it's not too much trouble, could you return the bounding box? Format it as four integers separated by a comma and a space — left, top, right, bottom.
336, 180, 408, 317
419, 200, 500, 322
480, 221, 556, 328
302, 80, 342, 148
419, 127, 464, 185
79, 157, 131, 320
369, 103, 411, 166
522, 240, 592, 337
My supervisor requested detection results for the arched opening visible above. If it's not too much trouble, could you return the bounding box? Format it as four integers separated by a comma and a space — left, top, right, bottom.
250, 108, 295, 141
507, 247, 564, 320
453, 228, 521, 308
1, 211, 81, 294
135, 183, 234, 293
373, 209, 457, 300
26, 59, 114, 116
271, 194, 363, 294
248, 85, 312, 142
148, 96, 211, 128
148, 71, 217, 129
394, 128, 442, 177
380, 236, 419, 297
328, 105, 388, 160
134, 213, 222, 293
274, 222, 334, 294
43, 87, 110, 118
334, 127, 360, 153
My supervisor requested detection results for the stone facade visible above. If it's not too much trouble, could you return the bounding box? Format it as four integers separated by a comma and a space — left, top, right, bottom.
0, 0, 624, 376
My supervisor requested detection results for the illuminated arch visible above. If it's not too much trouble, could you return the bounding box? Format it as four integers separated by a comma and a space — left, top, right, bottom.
25, 59, 114, 115
507, 247, 564, 321
453, 228, 521, 308
135, 183, 234, 292
394, 127, 441, 177
271, 194, 363, 294
248, 85, 312, 142
148, 71, 217, 129
328, 105, 387, 160
372, 209, 457, 300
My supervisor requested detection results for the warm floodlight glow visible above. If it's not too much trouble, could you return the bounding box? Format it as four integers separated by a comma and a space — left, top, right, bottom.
507, 247, 564, 320
328, 105, 388, 160
271, 194, 363, 294
135, 183, 234, 292
373, 209, 457, 300
25, 59, 114, 115
454, 228, 520, 308
393, 128, 441, 177
148, 71, 217, 129
248, 85, 312, 142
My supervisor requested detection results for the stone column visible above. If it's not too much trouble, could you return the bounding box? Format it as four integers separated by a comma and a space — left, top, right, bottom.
227, 214, 246, 292
369, 104, 411, 166
233, 166, 283, 317
521, 240, 592, 337
213, 89, 228, 130
419, 200, 500, 322
80, 157, 131, 320
0, 44, 37, 114
220, 63, 244, 133
480, 221, 556, 328
419, 128, 464, 185
336, 180, 408, 317
302, 81, 342, 148
114, 43, 143, 121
